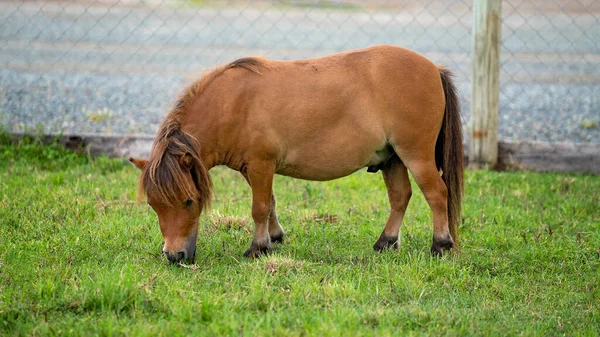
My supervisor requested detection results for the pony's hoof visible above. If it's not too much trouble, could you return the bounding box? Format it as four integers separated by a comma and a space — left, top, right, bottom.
270, 232, 285, 244
430, 236, 454, 257
243, 243, 271, 258
373, 234, 399, 252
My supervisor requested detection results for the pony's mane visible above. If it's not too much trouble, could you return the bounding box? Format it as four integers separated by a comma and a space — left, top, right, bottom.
139, 57, 266, 209
139, 128, 212, 210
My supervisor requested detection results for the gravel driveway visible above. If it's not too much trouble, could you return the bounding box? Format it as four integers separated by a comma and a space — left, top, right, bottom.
1, 1, 599, 143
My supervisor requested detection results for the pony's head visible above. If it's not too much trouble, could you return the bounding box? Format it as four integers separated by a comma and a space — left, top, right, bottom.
130, 128, 212, 264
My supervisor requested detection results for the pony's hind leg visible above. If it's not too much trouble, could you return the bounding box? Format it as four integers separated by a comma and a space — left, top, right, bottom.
374, 159, 412, 251
405, 159, 454, 256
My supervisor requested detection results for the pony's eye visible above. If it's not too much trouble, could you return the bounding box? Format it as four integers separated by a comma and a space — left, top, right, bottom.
185, 199, 193, 207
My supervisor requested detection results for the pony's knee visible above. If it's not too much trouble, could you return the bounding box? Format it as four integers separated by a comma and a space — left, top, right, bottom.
252, 202, 271, 223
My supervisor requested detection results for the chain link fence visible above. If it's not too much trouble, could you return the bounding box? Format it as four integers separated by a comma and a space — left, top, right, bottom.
1, 0, 599, 144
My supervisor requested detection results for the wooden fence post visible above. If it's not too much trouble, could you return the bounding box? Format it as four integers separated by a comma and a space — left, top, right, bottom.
470, 0, 502, 168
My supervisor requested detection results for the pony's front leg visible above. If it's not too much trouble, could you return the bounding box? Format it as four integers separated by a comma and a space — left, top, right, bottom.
240, 172, 285, 244
268, 193, 285, 243
243, 162, 276, 258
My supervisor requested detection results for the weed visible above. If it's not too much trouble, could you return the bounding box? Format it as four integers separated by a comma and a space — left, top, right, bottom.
580, 119, 599, 129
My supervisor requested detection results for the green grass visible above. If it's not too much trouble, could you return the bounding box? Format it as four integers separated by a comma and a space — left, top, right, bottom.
1, 135, 599, 336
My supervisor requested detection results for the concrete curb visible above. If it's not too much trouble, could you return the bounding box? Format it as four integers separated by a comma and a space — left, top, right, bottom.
8, 132, 600, 174
495, 140, 600, 174
9, 132, 155, 159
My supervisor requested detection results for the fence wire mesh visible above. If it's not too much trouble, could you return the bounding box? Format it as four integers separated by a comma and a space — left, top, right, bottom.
1, 0, 598, 144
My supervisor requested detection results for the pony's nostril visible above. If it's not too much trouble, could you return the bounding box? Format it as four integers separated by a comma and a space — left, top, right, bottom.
177, 251, 185, 261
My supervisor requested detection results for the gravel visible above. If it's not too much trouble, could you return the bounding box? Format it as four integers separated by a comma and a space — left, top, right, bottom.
1, 1, 599, 143
2, 69, 598, 144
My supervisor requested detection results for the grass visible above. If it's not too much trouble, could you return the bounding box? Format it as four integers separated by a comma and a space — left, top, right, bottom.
0, 134, 599, 336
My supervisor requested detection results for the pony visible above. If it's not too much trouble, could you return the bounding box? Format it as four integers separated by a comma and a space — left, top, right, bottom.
129, 45, 464, 263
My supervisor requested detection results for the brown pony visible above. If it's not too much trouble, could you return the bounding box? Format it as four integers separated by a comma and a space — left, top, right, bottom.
130, 45, 464, 263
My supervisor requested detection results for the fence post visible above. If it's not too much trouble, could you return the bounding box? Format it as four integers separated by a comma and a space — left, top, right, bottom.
470, 0, 502, 168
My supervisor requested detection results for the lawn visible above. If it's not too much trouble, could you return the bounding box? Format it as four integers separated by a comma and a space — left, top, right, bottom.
0, 135, 599, 336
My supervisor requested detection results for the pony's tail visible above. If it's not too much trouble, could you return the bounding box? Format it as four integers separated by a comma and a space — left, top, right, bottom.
435, 67, 464, 248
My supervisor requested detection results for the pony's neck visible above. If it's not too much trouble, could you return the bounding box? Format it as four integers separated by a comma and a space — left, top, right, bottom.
159, 57, 266, 173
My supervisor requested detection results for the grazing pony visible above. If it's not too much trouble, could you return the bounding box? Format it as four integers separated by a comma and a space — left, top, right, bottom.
130, 45, 464, 263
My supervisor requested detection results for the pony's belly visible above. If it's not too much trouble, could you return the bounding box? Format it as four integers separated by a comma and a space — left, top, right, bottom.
276, 163, 361, 181
276, 145, 392, 181
272, 114, 390, 180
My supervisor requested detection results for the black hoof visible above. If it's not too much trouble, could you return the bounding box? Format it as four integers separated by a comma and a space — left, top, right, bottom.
243, 242, 271, 258
373, 234, 399, 252
430, 236, 454, 257
270, 232, 285, 244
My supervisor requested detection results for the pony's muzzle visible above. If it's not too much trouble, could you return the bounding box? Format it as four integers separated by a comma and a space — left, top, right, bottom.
162, 233, 198, 264
163, 249, 196, 264
164, 250, 185, 263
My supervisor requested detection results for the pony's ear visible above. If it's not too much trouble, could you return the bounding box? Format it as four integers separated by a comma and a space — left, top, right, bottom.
128, 157, 148, 170
179, 153, 193, 170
